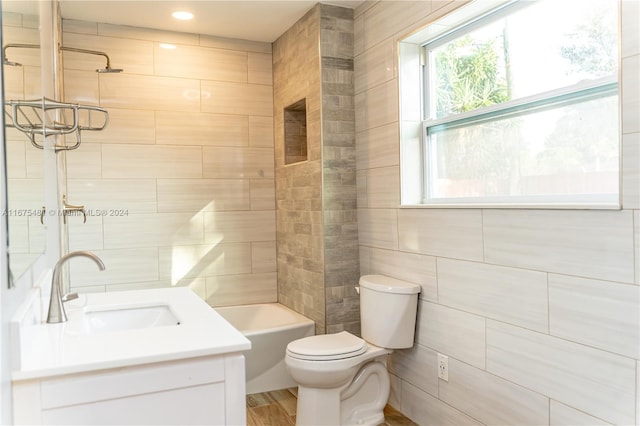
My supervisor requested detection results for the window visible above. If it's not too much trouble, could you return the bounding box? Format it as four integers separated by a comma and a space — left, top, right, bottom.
402, 0, 620, 208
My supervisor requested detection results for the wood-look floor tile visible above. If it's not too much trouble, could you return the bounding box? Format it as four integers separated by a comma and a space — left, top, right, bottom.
383, 405, 419, 426
276, 395, 298, 417
247, 390, 416, 426
248, 404, 296, 426
246, 393, 272, 408
247, 389, 296, 408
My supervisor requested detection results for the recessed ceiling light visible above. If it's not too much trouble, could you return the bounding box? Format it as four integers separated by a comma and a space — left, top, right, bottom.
172, 11, 193, 20
159, 43, 177, 49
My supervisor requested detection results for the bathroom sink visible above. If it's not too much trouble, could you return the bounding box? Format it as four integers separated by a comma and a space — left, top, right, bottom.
82, 304, 180, 334
12, 287, 250, 382
12, 287, 252, 425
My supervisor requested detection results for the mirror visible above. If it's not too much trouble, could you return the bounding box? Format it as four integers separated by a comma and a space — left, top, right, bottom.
2, 0, 45, 284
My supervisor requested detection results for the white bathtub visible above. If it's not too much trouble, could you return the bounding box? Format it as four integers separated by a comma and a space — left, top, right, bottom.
215, 303, 314, 394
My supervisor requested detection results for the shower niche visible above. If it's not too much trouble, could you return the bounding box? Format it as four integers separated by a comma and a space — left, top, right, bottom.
284, 98, 307, 165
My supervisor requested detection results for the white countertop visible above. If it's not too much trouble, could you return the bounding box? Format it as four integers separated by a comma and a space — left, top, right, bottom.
12, 287, 251, 381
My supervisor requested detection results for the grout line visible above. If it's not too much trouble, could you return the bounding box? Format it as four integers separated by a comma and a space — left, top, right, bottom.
546, 272, 551, 335
480, 209, 485, 262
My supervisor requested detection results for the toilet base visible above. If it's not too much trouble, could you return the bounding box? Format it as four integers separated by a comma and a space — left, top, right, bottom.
296, 386, 343, 426
294, 357, 390, 426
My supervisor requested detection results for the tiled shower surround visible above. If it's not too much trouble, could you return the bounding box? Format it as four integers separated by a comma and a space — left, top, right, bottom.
273, 4, 358, 335
60, 20, 278, 306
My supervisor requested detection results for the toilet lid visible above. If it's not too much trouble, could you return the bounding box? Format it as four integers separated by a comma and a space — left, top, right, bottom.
287, 331, 367, 361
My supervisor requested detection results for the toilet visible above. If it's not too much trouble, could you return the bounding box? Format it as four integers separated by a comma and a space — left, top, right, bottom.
285, 274, 421, 426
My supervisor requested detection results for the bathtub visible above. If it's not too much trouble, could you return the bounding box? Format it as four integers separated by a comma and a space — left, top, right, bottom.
215, 303, 314, 394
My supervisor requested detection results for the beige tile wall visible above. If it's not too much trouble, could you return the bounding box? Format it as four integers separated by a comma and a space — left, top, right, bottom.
61, 20, 276, 307
355, 1, 639, 425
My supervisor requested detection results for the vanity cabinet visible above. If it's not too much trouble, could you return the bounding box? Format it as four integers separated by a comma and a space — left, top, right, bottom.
13, 353, 246, 425
11, 288, 251, 426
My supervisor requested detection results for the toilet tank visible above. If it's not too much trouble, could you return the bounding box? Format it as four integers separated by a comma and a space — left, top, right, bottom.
359, 275, 421, 349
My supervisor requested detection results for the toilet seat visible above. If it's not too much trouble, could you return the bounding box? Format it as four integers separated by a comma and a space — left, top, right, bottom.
286, 331, 367, 361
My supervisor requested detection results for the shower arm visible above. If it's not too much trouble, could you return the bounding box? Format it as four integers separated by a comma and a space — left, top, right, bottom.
59, 45, 114, 70
2, 43, 40, 66
3, 43, 120, 72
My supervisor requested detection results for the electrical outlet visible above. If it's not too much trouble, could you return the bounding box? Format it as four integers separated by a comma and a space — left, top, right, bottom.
437, 353, 448, 381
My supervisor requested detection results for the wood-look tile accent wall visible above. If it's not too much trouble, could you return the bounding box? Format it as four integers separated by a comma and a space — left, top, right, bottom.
274, 5, 325, 333
61, 20, 277, 306
355, 1, 639, 425
320, 5, 359, 334
284, 99, 308, 165
273, 4, 358, 335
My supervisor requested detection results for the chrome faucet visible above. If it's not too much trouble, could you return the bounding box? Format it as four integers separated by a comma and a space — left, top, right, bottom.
47, 251, 105, 323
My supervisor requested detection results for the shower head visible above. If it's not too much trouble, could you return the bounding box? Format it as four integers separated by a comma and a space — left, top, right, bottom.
96, 67, 124, 73
3, 59, 22, 67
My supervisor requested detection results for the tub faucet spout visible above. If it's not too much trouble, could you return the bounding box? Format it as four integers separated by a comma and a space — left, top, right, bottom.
47, 251, 105, 323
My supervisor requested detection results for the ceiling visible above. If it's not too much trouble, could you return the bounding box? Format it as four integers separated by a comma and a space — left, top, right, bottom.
52, 1, 364, 43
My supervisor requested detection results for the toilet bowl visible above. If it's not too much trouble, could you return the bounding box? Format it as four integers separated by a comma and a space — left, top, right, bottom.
285, 275, 421, 426
286, 332, 391, 425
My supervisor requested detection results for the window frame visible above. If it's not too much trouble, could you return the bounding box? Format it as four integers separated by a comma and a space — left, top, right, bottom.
415, 0, 621, 209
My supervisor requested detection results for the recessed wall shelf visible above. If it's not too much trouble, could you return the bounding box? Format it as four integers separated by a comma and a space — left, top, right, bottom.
284, 98, 308, 165
4, 97, 109, 151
